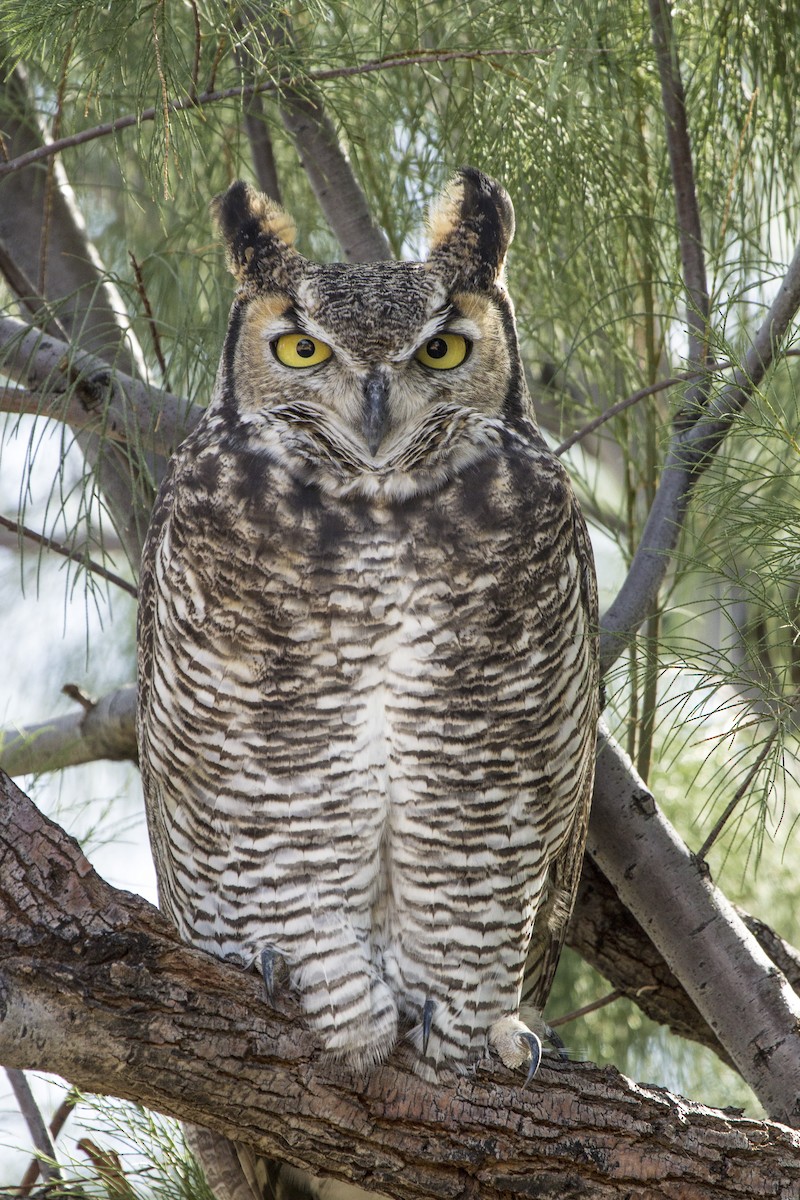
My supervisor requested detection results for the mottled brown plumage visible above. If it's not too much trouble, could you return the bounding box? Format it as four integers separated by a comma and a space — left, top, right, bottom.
137, 168, 599, 1200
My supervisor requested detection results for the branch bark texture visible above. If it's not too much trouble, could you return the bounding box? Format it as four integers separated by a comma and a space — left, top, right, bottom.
0, 684, 137, 776
588, 727, 800, 1127
3, 771, 800, 1199
0, 316, 199, 471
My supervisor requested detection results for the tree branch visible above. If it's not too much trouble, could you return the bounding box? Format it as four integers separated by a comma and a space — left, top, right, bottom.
0, 316, 199, 468
648, 0, 710, 367
3, 770, 800, 1199
17, 1087, 78, 1198
0, 684, 137, 776
0, 49, 558, 181
0, 514, 137, 598
0, 64, 157, 565
278, 84, 393, 262
239, 8, 393, 261
5, 1069, 60, 1185
588, 725, 800, 1127
599, 231, 800, 670
567, 856, 732, 1067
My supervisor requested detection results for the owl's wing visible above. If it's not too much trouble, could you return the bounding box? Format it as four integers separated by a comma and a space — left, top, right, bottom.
521, 498, 599, 1016
136, 450, 181, 735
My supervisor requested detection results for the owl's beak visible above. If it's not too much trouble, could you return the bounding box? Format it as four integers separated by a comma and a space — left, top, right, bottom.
362, 370, 391, 455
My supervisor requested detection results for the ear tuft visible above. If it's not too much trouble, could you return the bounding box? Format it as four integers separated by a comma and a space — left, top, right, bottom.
426, 167, 515, 291
211, 181, 298, 286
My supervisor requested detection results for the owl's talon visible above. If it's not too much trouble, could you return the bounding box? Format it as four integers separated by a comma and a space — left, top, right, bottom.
260, 947, 280, 1000
516, 1031, 542, 1087
421, 998, 435, 1055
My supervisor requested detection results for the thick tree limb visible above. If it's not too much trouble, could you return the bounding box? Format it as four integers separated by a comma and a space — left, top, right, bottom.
3, 771, 800, 1200
588, 726, 800, 1127
0, 316, 199, 469
0, 685, 136, 776
0, 64, 156, 565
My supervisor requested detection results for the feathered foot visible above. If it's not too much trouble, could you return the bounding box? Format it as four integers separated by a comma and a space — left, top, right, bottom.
489, 1015, 542, 1087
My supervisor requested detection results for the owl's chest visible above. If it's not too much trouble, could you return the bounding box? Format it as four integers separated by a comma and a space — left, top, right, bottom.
162, 464, 523, 705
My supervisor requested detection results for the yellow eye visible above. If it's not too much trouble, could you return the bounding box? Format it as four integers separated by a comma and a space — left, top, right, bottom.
273, 333, 332, 368
414, 333, 471, 370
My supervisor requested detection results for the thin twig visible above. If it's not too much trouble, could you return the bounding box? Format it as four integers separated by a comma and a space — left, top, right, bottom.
0, 47, 560, 179
206, 32, 227, 93
78, 1140, 136, 1200
188, 0, 202, 99
5, 1070, 61, 1186
0, 242, 70, 341
554, 349, 800, 457
599, 229, 800, 672
17, 1089, 78, 1198
0, 514, 138, 598
556, 371, 707, 457
548, 989, 623, 1027
719, 87, 759, 245
129, 252, 169, 383
696, 730, 779, 862
152, 0, 171, 197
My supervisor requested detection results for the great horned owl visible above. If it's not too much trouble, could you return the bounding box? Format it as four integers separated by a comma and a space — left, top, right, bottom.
137, 168, 599, 1197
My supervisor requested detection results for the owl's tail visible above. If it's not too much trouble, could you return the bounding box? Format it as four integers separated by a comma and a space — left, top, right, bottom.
294, 941, 398, 1072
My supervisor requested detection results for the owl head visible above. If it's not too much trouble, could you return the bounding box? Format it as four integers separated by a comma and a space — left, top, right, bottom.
210, 168, 529, 455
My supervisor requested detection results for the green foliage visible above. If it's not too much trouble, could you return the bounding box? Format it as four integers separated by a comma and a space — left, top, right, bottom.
9, 1089, 215, 1199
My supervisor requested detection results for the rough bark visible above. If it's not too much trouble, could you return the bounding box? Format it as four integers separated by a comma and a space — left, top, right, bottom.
5, 688, 800, 1091
3, 771, 800, 1200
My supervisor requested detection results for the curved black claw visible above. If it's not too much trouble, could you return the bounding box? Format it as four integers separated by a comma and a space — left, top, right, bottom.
517, 1031, 542, 1089
260, 947, 280, 1001
544, 1023, 569, 1062
422, 998, 435, 1056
